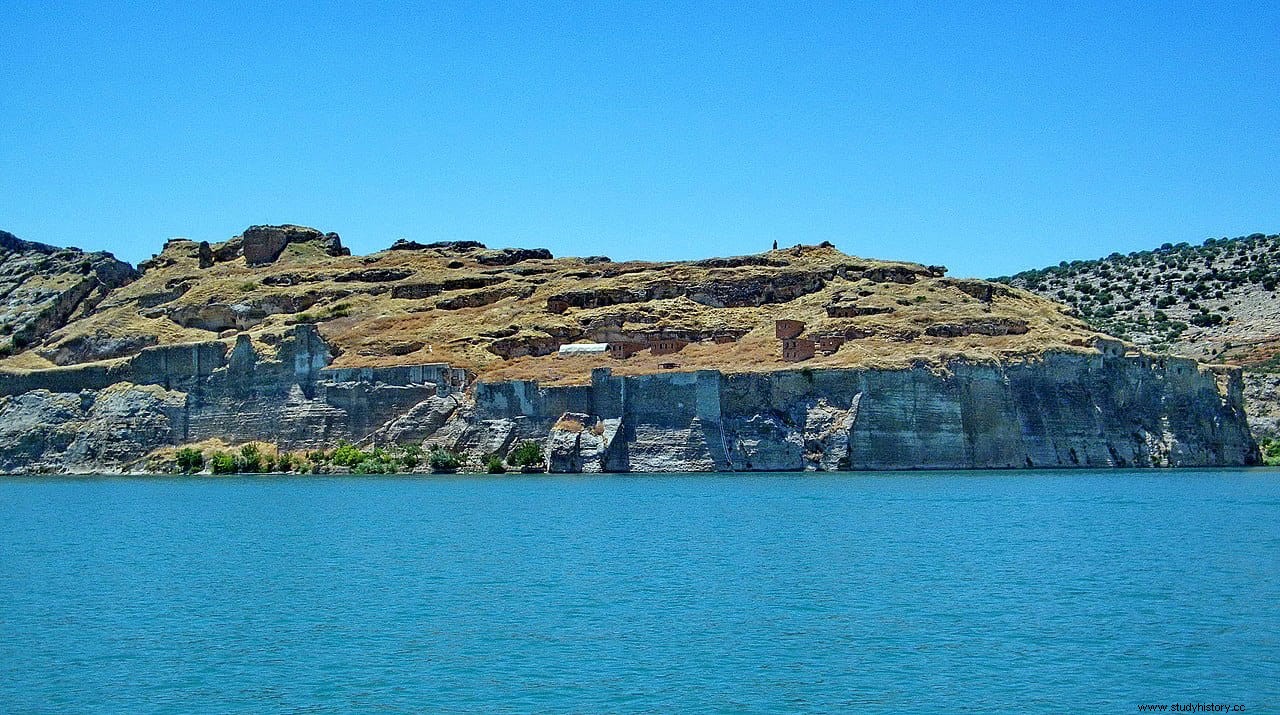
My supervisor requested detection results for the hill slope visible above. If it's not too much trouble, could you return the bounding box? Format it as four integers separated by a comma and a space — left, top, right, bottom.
0, 225, 1108, 385
0, 230, 137, 359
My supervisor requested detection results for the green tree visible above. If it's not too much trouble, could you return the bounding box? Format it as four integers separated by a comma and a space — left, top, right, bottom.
331, 441, 367, 467
175, 448, 204, 474
428, 448, 462, 471
507, 441, 544, 468
210, 452, 237, 474
237, 443, 264, 473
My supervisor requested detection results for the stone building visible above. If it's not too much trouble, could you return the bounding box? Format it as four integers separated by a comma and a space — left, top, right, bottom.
775, 319, 805, 340
609, 341, 645, 359
781, 337, 815, 362
651, 338, 689, 356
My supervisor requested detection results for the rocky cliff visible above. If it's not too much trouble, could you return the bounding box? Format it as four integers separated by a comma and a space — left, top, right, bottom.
0, 231, 138, 360
0, 327, 1255, 473
447, 353, 1254, 472
0, 225, 1259, 473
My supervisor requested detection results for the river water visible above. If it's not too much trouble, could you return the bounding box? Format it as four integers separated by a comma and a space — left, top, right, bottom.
1, 469, 1276, 713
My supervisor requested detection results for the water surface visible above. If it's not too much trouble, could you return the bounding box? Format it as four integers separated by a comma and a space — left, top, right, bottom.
1, 469, 1277, 713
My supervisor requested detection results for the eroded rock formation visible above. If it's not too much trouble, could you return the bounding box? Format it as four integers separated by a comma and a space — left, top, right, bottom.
0, 231, 138, 357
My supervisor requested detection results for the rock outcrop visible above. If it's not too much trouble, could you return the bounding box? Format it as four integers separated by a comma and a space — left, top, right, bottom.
0, 231, 138, 357
242, 225, 348, 265
389, 239, 486, 252
0, 325, 471, 473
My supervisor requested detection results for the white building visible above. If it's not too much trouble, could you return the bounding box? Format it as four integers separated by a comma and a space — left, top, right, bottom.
556, 343, 609, 357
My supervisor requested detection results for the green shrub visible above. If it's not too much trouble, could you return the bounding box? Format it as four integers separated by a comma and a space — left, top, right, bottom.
1190, 313, 1223, 327
175, 447, 204, 474
486, 455, 506, 474
507, 440, 544, 468
1260, 438, 1280, 466
237, 444, 264, 473
353, 458, 393, 475
400, 445, 421, 470
331, 441, 367, 467
210, 452, 237, 474
428, 448, 462, 471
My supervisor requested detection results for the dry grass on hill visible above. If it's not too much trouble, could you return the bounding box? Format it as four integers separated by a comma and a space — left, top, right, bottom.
1, 229, 1109, 384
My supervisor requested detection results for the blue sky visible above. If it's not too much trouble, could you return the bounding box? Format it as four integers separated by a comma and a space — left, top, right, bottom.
1, 1, 1276, 278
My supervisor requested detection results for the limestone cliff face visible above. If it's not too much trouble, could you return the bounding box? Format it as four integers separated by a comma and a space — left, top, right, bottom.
0, 326, 1257, 472
443, 351, 1256, 472
0, 325, 467, 473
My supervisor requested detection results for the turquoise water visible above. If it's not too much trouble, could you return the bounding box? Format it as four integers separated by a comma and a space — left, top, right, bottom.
1, 470, 1277, 713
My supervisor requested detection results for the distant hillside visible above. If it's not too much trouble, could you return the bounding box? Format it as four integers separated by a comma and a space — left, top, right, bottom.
996, 232, 1280, 439
996, 233, 1280, 365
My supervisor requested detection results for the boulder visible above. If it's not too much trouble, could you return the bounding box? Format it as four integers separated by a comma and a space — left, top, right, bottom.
242, 225, 348, 266
475, 248, 553, 266
389, 239, 486, 252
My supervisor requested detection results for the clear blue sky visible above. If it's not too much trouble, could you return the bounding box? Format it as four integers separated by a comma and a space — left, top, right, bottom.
2, 1, 1276, 278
